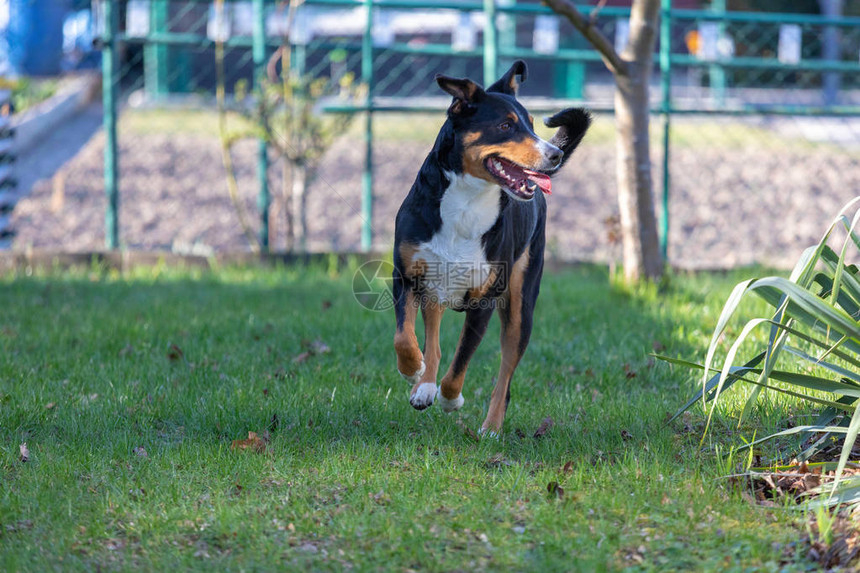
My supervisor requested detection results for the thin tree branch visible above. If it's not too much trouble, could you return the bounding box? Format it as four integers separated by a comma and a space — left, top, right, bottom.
214, 5, 261, 253
589, 0, 608, 25
543, 0, 628, 76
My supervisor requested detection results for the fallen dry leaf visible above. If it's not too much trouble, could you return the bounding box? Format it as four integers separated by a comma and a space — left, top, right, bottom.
167, 344, 184, 362
231, 431, 268, 453
456, 419, 479, 442
485, 453, 513, 469
547, 481, 564, 499
44, 402, 55, 410
533, 416, 554, 438
309, 339, 331, 354
562, 461, 574, 474
132, 446, 148, 458
621, 429, 633, 441
293, 339, 332, 364
19, 442, 29, 463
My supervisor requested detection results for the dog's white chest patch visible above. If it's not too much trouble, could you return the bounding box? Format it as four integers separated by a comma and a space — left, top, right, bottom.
414, 172, 501, 306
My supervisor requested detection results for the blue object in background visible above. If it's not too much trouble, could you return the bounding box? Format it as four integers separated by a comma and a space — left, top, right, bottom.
7, 0, 72, 76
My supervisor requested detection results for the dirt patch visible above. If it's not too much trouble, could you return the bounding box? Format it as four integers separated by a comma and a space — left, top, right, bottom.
11, 120, 859, 269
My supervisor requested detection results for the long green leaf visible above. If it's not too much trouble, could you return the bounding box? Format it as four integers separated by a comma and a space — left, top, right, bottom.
796, 396, 855, 463
702, 279, 756, 405
735, 424, 850, 451
659, 355, 854, 413
660, 352, 765, 424
704, 318, 773, 441
784, 345, 860, 385
763, 369, 860, 398
765, 320, 860, 370
813, 273, 860, 326
832, 398, 860, 503
751, 278, 860, 341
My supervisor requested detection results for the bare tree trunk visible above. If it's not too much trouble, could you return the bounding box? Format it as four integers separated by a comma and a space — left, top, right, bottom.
292, 163, 308, 251
614, 0, 663, 281
542, 0, 664, 283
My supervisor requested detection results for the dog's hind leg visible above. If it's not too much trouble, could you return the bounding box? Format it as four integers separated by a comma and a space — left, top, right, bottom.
481, 249, 541, 436
437, 305, 495, 413
393, 275, 425, 384
409, 301, 445, 410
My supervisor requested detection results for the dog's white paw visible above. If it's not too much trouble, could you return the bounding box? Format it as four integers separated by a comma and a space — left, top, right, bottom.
477, 427, 500, 439
409, 382, 437, 410
399, 360, 426, 384
437, 391, 464, 413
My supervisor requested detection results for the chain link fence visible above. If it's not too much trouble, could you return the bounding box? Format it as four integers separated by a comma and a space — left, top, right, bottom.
9, 0, 860, 268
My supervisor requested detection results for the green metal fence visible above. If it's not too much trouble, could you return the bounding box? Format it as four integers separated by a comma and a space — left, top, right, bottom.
93, 0, 860, 266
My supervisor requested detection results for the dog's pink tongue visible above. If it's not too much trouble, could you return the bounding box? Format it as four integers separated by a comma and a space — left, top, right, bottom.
525, 171, 552, 195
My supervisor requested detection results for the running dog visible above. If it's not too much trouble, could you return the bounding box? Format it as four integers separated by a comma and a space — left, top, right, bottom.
392, 60, 590, 435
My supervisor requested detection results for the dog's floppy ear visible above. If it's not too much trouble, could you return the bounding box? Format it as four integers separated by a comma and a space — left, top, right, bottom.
436, 75, 483, 115
487, 60, 527, 96
544, 108, 592, 170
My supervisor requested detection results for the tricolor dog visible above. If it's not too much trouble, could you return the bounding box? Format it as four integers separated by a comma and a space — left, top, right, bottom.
392, 60, 590, 435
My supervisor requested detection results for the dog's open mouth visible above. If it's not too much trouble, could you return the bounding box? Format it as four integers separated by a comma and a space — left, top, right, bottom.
485, 157, 552, 200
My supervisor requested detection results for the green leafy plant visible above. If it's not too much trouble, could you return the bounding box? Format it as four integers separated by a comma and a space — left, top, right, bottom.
0, 77, 59, 113
214, 0, 362, 252
660, 197, 860, 508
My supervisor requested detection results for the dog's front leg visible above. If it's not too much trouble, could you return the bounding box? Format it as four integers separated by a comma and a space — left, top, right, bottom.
409, 301, 445, 410
437, 305, 495, 414
393, 273, 425, 384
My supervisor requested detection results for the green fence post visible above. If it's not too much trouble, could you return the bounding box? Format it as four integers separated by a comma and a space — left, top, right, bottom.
361, 0, 374, 252
710, 0, 726, 107
483, 0, 497, 86
659, 0, 672, 262
253, 0, 270, 251
145, 0, 170, 100
102, 0, 119, 250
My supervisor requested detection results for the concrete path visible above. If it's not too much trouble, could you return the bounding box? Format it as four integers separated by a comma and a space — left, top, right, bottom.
0, 102, 103, 247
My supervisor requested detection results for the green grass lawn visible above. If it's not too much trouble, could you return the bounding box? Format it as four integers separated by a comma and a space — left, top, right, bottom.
0, 263, 819, 571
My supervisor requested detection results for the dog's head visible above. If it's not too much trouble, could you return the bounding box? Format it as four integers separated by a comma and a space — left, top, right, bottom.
436, 60, 584, 201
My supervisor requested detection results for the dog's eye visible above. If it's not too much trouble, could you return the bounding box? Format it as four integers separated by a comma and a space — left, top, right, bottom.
499, 121, 512, 131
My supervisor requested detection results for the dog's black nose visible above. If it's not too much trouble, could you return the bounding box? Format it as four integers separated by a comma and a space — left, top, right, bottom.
546, 145, 563, 167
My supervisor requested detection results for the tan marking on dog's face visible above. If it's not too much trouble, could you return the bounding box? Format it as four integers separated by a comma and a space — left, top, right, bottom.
463, 134, 543, 183
398, 243, 427, 280
461, 132, 546, 182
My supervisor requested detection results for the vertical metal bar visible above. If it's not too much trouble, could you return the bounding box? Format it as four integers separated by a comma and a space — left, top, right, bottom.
821, 0, 843, 106
253, 0, 270, 251
145, 0, 170, 100
710, 0, 725, 107
659, 0, 672, 262
483, 0, 498, 86
361, 0, 374, 251
102, 0, 119, 250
